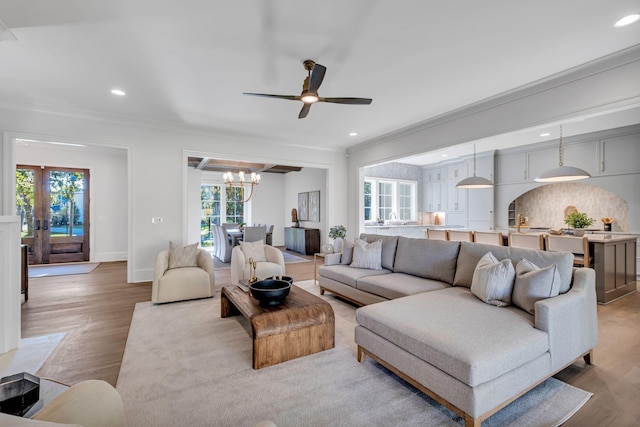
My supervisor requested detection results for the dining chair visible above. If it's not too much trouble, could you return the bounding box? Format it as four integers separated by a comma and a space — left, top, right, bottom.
212, 224, 233, 263
507, 232, 544, 250
426, 229, 448, 240
545, 234, 591, 267
242, 226, 267, 243
473, 231, 504, 246
447, 230, 473, 242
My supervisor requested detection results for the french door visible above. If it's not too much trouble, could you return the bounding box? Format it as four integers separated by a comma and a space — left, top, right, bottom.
17, 165, 90, 264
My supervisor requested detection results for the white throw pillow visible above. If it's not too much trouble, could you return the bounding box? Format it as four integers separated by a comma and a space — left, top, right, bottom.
168, 241, 198, 269
350, 238, 382, 270
341, 240, 355, 265
470, 252, 515, 307
240, 239, 267, 263
512, 258, 562, 315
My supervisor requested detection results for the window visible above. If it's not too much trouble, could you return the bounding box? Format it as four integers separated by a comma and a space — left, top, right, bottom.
363, 178, 417, 223
363, 180, 372, 221
200, 184, 245, 247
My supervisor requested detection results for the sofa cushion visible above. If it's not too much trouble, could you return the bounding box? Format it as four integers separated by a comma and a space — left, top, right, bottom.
453, 242, 574, 293
351, 238, 382, 270
512, 259, 562, 315
318, 264, 391, 288
393, 237, 460, 285
341, 239, 354, 265
470, 252, 515, 307
168, 241, 198, 269
357, 273, 449, 300
359, 234, 398, 270
355, 287, 549, 387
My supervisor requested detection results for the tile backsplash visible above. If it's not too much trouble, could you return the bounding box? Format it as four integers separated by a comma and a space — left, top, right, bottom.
515, 182, 628, 232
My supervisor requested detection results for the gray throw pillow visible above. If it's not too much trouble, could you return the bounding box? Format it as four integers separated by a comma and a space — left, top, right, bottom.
168, 241, 198, 269
350, 238, 382, 270
341, 239, 354, 265
512, 258, 561, 315
470, 252, 515, 307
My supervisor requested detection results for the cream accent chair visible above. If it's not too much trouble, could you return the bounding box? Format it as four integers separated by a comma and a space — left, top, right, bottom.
473, 231, 504, 246
425, 229, 448, 240
152, 248, 215, 303
0, 380, 125, 427
508, 232, 545, 250
545, 234, 591, 267
447, 230, 473, 242
230, 242, 285, 285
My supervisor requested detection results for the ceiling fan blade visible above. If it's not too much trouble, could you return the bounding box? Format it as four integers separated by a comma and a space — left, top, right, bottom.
318, 97, 373, 105
308, 64, 326, 92
243, 93, 301, 101
298, 103, 311, 119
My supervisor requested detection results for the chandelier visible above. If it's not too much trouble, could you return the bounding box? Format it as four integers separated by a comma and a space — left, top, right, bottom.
223, 171, 261, 203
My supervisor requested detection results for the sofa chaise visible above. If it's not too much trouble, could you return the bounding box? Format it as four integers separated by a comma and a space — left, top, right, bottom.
318, 234, 597, 427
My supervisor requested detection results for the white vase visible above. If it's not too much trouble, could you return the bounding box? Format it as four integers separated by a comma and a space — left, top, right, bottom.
332, 237, 344, 253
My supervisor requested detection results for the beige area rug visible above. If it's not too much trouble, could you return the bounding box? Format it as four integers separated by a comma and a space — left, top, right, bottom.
116, 281, 592, 427
28, 262, 100, 278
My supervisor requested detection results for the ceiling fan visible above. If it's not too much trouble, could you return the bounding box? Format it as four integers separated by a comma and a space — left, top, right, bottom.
243, 60, 373, 119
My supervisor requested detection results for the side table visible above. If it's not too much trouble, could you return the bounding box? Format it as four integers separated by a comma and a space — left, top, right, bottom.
313, 252, 327, 285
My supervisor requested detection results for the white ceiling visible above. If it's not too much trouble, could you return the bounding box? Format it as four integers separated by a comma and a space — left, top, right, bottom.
1, 1, 639, 157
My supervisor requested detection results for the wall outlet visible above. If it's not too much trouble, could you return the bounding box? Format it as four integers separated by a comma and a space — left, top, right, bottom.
152, 217, 163, 224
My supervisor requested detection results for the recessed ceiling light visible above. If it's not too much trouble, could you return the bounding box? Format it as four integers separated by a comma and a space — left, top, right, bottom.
614, 14, 639, 27
441, 154, 448, 157
111, 89, 126, 96
349, 132, 358, 136
540, 132, 551, 137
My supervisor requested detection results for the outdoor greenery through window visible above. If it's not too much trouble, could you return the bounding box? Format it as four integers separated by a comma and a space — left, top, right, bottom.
200, 185, 245, 247
363, 178, 417, 223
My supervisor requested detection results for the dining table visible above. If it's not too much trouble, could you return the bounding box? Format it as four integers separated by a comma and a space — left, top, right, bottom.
226, 229, 244, 247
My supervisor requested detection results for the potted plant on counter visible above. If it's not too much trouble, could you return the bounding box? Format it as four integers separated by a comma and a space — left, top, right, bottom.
564, 211, 595, 236
327, 225, 347, 253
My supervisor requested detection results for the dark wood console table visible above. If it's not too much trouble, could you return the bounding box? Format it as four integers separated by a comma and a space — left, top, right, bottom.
284, 227, 320, 255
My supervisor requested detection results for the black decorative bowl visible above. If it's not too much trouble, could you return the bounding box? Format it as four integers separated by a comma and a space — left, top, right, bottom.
276, 276, 294, 284
249, 279, 291, 307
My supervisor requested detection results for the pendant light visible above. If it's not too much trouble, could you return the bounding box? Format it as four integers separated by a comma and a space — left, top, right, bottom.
456, 144, 493, 188
534, 125, 591, 182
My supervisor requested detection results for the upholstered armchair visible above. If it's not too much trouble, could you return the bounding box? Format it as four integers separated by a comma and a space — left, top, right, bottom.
212, 223, 233, 262
152, 242, 215, 303
0, 380, 125, 427
230, 240, 285, 285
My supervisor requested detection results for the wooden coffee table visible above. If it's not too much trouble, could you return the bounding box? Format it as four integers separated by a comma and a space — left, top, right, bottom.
221, 284, 335, 369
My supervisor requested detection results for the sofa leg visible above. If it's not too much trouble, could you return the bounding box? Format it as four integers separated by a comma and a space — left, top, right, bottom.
463, 415, 481, 427
357, 346, 366, 363
583, 350, 594, 365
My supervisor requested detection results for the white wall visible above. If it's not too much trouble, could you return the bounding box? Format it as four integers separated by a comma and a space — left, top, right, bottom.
15, 142, 128, 262
284, 168, 330, 245
249, 172, 287, 246
1, 108, 348, 284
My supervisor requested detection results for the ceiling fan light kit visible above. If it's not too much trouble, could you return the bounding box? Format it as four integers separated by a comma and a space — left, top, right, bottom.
534, 125, 591, 182
243, 59, 372, 119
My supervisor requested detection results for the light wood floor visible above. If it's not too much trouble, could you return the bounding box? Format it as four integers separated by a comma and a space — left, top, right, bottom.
21, 253, 639, 426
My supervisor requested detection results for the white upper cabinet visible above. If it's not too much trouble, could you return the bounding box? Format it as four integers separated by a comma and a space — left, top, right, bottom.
496, 151, 527, 183
600, 134, 640, 175
447, 163, 467, 180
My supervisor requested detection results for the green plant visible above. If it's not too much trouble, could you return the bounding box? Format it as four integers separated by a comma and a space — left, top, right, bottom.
564, 212, 595, 229
328, 225, 347, 239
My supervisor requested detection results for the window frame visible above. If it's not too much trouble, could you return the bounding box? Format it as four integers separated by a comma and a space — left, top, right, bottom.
363, 177, 417, 223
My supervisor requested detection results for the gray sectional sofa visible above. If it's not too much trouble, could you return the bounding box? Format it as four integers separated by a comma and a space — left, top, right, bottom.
318, 234, 597, 427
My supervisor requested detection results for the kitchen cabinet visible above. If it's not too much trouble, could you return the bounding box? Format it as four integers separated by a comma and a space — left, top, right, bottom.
447, 179, 466, 212
590, 235, 637, 304
496, 151, 526, 183
600, 135, 640, 175
447, 163, 467, 180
